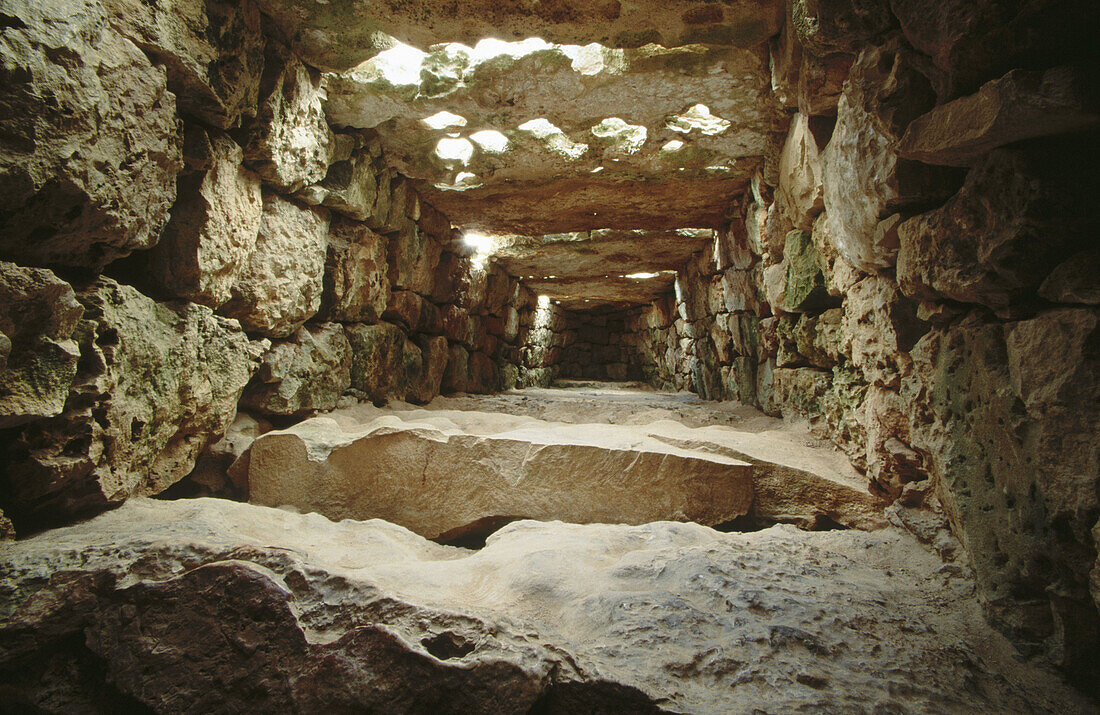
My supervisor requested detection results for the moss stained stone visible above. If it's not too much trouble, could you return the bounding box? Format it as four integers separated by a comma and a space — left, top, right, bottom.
783, 230, 831, 313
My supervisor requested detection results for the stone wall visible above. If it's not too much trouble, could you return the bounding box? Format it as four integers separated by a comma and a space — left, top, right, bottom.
651, 15, 1100, 689
557, 307, 645, 382
0, 0, 532, 531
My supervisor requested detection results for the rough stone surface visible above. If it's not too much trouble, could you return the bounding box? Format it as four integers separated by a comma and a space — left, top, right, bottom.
344, 322, 407, 403
776, 114, 825, 230
320, 218, 389, 322
1039, 250, 1100, 306
897, 144, 1096, 310
783, 230, 830, 313
3, 279, 262, 531
256, 0, 784, 71
899, 66, 1100, 167
887, 0, 1095, 99
905, 308, 1100, 680
220, 193, 329, 337
0, 0, 182, 270
789, 0, 895, 56
242, 323, 351, 416
821, 39, 956, 272
1, 496, 1089, 712
245, 414, 753, 538
842, 275, 925, 389
245, 51, 333, 193
150, 128, 263, 307
103, 0, 264, 128
0, 264, 83, 428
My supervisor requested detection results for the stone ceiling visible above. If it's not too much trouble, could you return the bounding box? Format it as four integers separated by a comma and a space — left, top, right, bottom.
488, 228, 714, 308
261, 0, 790, 307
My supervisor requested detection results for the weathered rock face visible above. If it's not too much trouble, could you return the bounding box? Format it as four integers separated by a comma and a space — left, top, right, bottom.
344, 322, 407, 403
3, 279, 262, 530
103, 0, 265, 129
255, 0, 784, 71
821, 39, 957, 272
150, 128, 263, 307
320, 218, 389, 322
842, 275, 925, 389
789, 0, 895, 56
244, 50, 333, 193
241, 323, 351, 416
904, 309, 1100, 677
244, 415, 753, 539
220, 193, 329, 338
0, 264, 83, 428
0, 0, 182, 270
776, 114, 825, 230
897, 142, 1097, 310
0, 498, 1090, 713
898, 66, 1099, 167
783, 230, 830, 313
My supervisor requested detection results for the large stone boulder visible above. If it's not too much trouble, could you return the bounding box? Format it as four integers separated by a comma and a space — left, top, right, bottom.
0, 264, 83, 428
320, 217, 389, 323
776, 114, 825, 230
898, 66, 1100, 167
842, 275, 926, 389
241, 323, 351, 416
103, 0, 265, 128
887, 0, 1094, 99
244, 51, 333, 193
821, 39, 957, 272
782, 230, 831, 313
904, 308, 1100, 677
220, 193, 329, 337
897, 144, 1096, 310
344, 321, 407, 403
0, 0, 182, 270
244, 416, 753, 539
788, 0, 895, 56
4, 279, 263, 531
150, 127, 263, 307
2, 498, 1086, 712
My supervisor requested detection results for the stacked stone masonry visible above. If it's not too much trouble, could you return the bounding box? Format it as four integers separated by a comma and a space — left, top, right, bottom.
0, 0, 1097, 701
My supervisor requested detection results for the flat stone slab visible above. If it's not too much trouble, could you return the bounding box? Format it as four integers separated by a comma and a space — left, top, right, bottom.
242, 414, 753, 538
0, 498, 1088, 713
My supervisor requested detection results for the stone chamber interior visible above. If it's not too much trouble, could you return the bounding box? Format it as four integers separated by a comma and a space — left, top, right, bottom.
0, 0, 1098, 711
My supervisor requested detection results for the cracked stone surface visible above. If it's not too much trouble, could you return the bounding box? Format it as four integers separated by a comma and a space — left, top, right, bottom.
0, 497, 1090, 713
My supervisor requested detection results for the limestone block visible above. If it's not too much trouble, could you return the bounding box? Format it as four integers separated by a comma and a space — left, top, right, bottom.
314, 149, 379, 221
1039, 250, 1100, 306
905, 308, 1100, 668
103, 0, 264, 128
389, 222, 443, 297
245, 418, 753, 539
887, 0, 1094, 98
244, 52, 333, 193
151, 128, 263, 307
5, 279, 262, 529
777, 114, 825, 230
783, 230, 830, 313
344, 322, 406, 403
863, 386, 924, 500
0, 263, 84, 428
242, 323, 351, 416
407, 335, 449, 404
763, 264, 788, 314
383, 290, 442, 335
789, 0, 895, 56
897, 145, 1096, 310
899, 67, 1100, 167
811, 211, 863, 297
843, 275, 925, 388
467, 351, 501, 394
443, 343, 471, 393
0, 0, 181, 270
321, 217, 389, 323
798, 52, 852, 116
822, 41, 958, 272
220, 193, 329, 337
